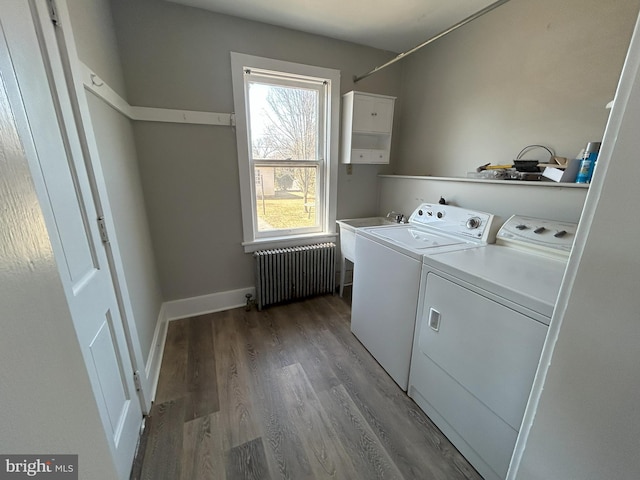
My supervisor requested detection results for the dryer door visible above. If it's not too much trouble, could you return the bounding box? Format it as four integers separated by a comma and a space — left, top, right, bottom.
409, 271, 547, 480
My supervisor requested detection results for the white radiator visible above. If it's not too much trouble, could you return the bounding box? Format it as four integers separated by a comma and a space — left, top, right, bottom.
253, 243, 336, 310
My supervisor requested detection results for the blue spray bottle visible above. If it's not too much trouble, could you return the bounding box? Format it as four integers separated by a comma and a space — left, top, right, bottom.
575, 141, 601, 184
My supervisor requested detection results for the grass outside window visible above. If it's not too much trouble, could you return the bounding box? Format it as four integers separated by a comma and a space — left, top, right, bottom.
256, 191, 316, 230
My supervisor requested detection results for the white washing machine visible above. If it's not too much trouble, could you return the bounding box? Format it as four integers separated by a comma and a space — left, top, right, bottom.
351, 203, 495, 391
408, 215, 578, 480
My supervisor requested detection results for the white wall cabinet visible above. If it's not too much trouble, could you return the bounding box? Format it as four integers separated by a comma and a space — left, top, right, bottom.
341, 91, 395, 164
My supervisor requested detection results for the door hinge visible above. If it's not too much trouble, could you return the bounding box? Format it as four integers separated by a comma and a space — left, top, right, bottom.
133, 371, 142, 392
97, 216, 110, 244
47, 0, 60, 26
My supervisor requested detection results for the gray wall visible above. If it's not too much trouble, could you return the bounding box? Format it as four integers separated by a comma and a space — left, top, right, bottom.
394, 0, 640, 177
67, 0, 127, 97
109, 0, 402, 300
67, 0, 163, 360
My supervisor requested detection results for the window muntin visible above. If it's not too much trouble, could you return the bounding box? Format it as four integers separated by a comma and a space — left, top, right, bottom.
244, 70, 327, 237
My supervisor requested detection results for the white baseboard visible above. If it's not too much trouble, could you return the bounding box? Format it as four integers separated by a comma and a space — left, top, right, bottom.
162, 286, 256, 321
144, 304, 169, 406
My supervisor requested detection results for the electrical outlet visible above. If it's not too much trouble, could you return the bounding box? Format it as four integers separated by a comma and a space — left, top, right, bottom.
346, 164, 353, 175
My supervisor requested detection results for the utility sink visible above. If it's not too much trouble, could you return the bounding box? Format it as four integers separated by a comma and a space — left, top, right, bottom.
336, 217, 395, 296
336, 216, 395, 232
336, 217, 395, 260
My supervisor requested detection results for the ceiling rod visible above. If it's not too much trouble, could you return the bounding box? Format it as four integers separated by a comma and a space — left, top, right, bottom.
353, 0, 512, 83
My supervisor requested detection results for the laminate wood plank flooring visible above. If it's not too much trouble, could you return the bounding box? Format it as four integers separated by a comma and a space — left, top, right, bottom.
185, 316, 219, 421
181, 413, 225, 480
133, 292, 483, 480
138, 398, 186, 479
227, 438, 272, 480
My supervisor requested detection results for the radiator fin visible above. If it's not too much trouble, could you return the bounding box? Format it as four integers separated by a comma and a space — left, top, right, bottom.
254, 243, 336, 310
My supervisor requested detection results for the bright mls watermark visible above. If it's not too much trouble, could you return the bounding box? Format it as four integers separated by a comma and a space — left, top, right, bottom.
0, 456, 77, 479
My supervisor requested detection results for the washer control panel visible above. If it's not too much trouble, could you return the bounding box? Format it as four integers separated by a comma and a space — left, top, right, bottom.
408, 203, 495, 242
497, 215, 578, 258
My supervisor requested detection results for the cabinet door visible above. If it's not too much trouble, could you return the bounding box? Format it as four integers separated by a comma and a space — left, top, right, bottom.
352, 95, 394, 133
370, 98, 394, 133
352, 95, 374, 131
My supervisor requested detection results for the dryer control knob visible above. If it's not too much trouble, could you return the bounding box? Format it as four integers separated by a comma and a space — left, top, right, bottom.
466, 217, 481, 229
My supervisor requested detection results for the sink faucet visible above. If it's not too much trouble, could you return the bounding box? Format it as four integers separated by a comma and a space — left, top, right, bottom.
387, 211, 406, 223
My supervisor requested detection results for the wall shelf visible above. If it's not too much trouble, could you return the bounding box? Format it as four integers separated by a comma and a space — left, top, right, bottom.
378, 174, 590, 188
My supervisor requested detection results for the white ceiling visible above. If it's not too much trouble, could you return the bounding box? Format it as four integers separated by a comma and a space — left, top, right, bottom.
167, 0, 502, 53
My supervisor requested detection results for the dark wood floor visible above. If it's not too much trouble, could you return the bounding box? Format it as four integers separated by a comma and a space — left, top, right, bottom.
131, 292, 483, 480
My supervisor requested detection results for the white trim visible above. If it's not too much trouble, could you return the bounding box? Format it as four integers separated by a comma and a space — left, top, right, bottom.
163, 287, 256, 321
80, 61, 133, 117
230, 52, 340, 246
144, 304, 169, 403
242, 232, 338, 253
133, 105, 233, 126
80, 62, 234, 126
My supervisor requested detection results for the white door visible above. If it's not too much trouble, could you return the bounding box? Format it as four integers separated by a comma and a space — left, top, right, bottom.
0, 4, 141, 478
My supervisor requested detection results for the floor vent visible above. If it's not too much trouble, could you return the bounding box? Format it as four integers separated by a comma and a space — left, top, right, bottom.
254, 243, 336, 310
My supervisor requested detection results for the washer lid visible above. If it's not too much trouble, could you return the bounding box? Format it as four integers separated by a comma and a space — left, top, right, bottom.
366, 226, 463, 250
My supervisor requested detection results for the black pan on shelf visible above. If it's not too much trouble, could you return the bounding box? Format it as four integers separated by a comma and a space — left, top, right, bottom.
513, 160, 540, 172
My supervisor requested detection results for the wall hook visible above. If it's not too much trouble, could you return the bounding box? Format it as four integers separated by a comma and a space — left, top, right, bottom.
90, 73, 104, 87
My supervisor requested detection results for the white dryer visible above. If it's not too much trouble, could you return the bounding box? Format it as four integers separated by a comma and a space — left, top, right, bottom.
351, 203, 495, 391
408, 215, 578, 480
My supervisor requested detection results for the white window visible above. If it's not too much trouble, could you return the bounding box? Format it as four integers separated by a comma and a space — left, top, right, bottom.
231, 53, 340, 252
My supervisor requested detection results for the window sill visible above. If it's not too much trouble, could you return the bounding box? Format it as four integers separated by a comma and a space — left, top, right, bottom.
242, 232, 338, 253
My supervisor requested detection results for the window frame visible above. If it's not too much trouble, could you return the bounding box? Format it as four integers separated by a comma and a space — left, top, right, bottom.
247, 72, 325, 238
231, 53, 340, 252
